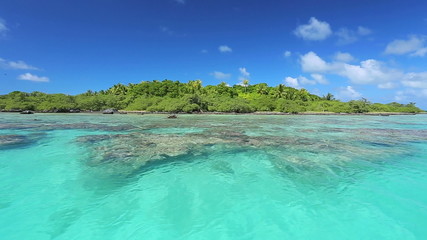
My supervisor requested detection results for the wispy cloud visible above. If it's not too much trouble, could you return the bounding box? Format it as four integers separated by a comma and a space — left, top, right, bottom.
284, 74, 328, 88
18, 73, 49, 82
310, 73, 328, 84
395, 89, 427, 102
219, 45, 232, 53
402, 72, 427, 89
300, 51, 402, 87
336, 26, 372, 45
238, 67, 250, 81
0, 58, 39, 70
299, 51, 427, 95
378, 82, 397, 89
336, 86, 362, 100
211, 71, 231, 80
174, 0, 186, 4
294, 17, 371, 44
385, 35, 427, 57
294, 17, 332, 41
160, 26, 174, 35
0, 18, 8, 36
334, 52, 355, 62
284, 51, 292, 57
357, 26, 372, 36
285, 76, 300, 88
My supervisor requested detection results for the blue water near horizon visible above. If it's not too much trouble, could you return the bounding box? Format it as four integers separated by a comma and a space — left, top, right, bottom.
0, 113, 427, 239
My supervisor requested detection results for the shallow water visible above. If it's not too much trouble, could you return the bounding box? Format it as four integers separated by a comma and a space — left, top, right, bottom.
1, 113, 427, 239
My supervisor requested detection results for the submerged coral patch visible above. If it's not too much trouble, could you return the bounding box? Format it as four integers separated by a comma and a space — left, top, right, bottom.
77, 133, 232, 176
75, 123, 427, 177
0, 133, 45, 150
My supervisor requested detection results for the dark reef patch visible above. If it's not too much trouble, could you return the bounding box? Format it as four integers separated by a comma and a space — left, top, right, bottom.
0, 133, 46, 150
74, 124, 427, 177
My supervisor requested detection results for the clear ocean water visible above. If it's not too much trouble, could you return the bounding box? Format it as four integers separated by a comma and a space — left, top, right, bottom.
1, 113, 426, 239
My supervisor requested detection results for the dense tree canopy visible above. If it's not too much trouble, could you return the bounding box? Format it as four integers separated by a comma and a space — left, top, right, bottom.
0, 80, 423, 113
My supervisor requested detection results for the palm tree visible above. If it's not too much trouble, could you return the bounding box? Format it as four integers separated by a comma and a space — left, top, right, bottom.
274, 84, 285, 98
242, 79, 249, 93
256, 83, 268, 95
299, 88, 310, 101
128, 83, 136, 90
287, 89, 298, 100
323, 93, 335, 101
218, 81, 228, 88
83, 90, 94, 96
108, 84, 128, 95
187, 79, 202, 94
360, 97, 370, 104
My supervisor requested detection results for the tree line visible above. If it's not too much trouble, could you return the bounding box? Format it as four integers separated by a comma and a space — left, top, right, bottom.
0, 80, 423, 113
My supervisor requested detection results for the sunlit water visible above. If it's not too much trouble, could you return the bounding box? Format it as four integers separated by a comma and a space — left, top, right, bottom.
1, 113, 427, 239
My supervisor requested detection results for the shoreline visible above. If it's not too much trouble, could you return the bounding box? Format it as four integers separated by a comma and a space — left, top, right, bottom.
1, 110, 425, 116
121, 111, 423, 116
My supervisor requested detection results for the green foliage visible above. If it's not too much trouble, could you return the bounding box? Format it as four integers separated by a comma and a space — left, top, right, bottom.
125, 96, 163, 111
213, 98, 254, 113
322, 93, 335, 101
276, 99, 307, 113
348, 99, 370, 113
36, 94, 77, 112
147, 98, 187, 112
249, 95, 276, 111
0, 80, 423, 114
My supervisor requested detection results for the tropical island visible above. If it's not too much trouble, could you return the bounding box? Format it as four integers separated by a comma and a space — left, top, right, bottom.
0, 80, 424, 114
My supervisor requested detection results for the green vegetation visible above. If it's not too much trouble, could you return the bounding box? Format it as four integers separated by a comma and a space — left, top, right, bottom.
0, 80, 423, 113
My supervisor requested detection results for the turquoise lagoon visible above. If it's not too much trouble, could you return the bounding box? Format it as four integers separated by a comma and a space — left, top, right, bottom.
0, 113, 427, 239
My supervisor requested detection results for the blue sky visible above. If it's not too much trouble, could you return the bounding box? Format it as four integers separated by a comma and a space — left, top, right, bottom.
1, 0, 427, 108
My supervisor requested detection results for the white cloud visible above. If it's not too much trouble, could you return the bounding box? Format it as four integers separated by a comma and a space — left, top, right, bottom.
336, 26, 371, 45
339, 59, 403, 85
300, 51, 403, 85
284, 51, 292, 57
219, 45, 232, 53
299, 51, 427, 98
334, 52, 355, 62
378, 82, 397, 89
201, 49, 208, 54
298, 76, 315, 85
395, 89, 427, 102
337, 86, 362, 100
285, 77, 300, 88
310, 73, 328, 84
385, 35, 427, 57
294, 18, 371, 44
294, 17, 332, 41
284, 74, 327, 88
211, 71, 231, 80
238, 67, 250, 81
8, 60, 38, 70
402, 72, 427, 88
414, 48, 427, 57
300, 51, 329, 72
18, 73, 49, 82
395, 91, 407, 102
0, 58, 39, 70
